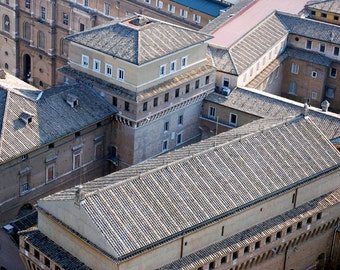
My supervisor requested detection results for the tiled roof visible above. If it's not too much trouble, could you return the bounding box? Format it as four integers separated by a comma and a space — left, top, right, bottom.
276, 11, 340, 44
41, 116, 340, 260
66, 15, 212, 65
208, 46, 237, 75
286, 46, 333, 66
20, 228, 91, 270
0, 72, 117, 163
205, 88, 340, 140
171, 0, 231, 17
306, 0, 340, 14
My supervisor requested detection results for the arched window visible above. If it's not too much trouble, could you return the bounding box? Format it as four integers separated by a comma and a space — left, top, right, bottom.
23, 22, 31, 40
4, 15, 10, 32
37, 31, 45, 49
61, 38, 68, 56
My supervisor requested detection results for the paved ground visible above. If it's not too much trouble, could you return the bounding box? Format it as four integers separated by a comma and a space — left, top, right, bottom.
0, 229, 25, 270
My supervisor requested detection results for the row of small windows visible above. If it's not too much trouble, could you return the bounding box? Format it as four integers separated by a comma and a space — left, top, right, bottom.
196, 213, 323, 270
310, 10, 339, 21
300, 38, 340, 56
24, 242, 61, 270
208, 107, 238, 127
82, 55, 125, 80
291, 62, 337, 78
160, 56, 188, 77
144, 0, 201, 23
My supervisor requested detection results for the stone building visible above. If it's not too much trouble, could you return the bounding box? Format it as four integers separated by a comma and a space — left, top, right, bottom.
19, 115, 340, 270
305, 0, 340, 26
0, 70, 117, 224
58, 14, 216, 167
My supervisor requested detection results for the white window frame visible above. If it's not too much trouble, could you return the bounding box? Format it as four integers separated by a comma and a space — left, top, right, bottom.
117, 68, 125, 81
82, 55, 89, 68
319, 43, 325, 53
162, 139, 168, 151
180, 9, 188, 18
156, 0, 163, 8
229, 113, 237, 127
168, 4, 175, 13
104, 3, 110, 16
46, 164, 55, 182
311, 71, 317, 78
291, 63, 299, 74
93, 59, 101, 72
41, 6, 46, 20
160, 64, 166, 77
193, 14, 201, 23
306, 40, 312, 50
208, 106, 216, 118
84, 0, 89, 7
311, 92, 317, 100
73, 151, 82, 170
181, 56, 187, 69
170, 60, 176, 73
105, 63, 112, 76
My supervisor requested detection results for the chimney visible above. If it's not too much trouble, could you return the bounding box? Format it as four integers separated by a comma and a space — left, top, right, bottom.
321, 100, 330, 112
75, 185, 85, 206
0, 69, 6, 79
302, 102, 309, 118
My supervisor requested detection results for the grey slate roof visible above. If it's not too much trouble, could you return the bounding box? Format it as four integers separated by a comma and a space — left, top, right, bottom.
208, 46, 237, 74
205, 88, 340, 140
276, 11, 340, 44
0, 72, 117, 163
41, 115, 340, 260
306, 0, 340, 14
286, 46, 333, 66
66, 15, 212, 65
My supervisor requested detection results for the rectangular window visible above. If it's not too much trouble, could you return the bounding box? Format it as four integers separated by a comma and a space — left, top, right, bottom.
311, 10, 316, 16
21, 182, 29, 194
117, 68, 124, 81
229, 113, 237, 127
93, 59, 100, 72
334, 46, 339, 56
82, 55, 89, 68
124, 101, 130, 111
334, 15, 339, 21
164, 92, 169, 102
223, 78, 230, 88
205, 76, 210, 85
193, 14, 201, 23
112, 96, 117, 106
84, 0, 89, 7
306, 40, 312, 50
104, 3, 110, 15
326, 87, 335, 99
25, 0, 30, 8
94, 141, 104, 159
291, 63, 299, 74
175, 88, 180, 97
170, 60, 176, 73
181, 56, 187, 68
80, 23, 85, 32
319, 43, 325, 53
156, 0, 163, 8
105, 64, 112, 76
176, 133, 182, 145
185, 84, 190, 93
168, 4, 175, 13
289, 81, 297, 95
330, 67, 337, 78
164, 121, 169, 132
321, 13, 327, 18
63, 13, 69, 25
41, 6, 46, 20
208, 106, 216, 118
143, 102, 147, 111
195, 80, 199, 89
311, 71, 317, 78
162, 140, 168, 151
46, 164, 55, 182
180, 9, 188, 18
160, 64, 166, 76
178, 115, 183, 125
311, 92, 317, 100
153, 97, 158, 107
73, 151, 82, 170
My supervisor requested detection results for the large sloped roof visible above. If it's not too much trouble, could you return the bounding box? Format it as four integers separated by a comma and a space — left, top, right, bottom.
306, 0, 340, 14
66, 15, 212, 65
0, 72, 117, 163
41, 115, 340, 260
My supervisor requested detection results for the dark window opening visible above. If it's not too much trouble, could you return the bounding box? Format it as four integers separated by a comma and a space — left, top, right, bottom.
48, 143, 54, 149
112, 96, 117, 106
287, 226, 292, 234
297, 221, 302, 229
266, 236, 271, 244
75, 131, 80, 138
255, 241, 260, 249
232, 251, 238, 260
317, 212, 322, 220
195, 79, 199, 89
307, 217, 312, 224
185, 84, 190, 93
244, 246, 250, 253
34, 249, 40, 259
143, 102, 147, 111
221, 256, 226, 264
276, 231, 282, 240
164, 93, 169, 102
175, 88, 180, 97
125, 101, 130, 111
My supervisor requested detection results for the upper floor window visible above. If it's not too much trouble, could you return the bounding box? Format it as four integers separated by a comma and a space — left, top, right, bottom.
104, 3, 110, 16
46, 164, 55, 182
105, 63, 112, 76
4, 15, 10, 32
333, 46, 339, 56
73, 151, 82, 170
61, 39, 68, 56
41, 7, 46, 21
124, 101, 130, 111
156, 0, 163, 8
160, 64, 166, 76
208, 106, 216, 118
23, 22, 31, 40
181, 56, 187, 68
289, 81, 297, 95
82, 55, 89, 68
334, 15, 339, 21
25, 0, 30, 8
80, 23, 85, 32
330, 67, 337, 78
205, 76, 210, 85
229, 113, 237, 127
143, 101, 147, 111
319, 43, 325, 53
306, 40, 312, 50
195, 79, 200, 89
291, 63, 299, 74
153, 97, 158, 107
193, 14, 201, 23
326, 87, 335, 99
175, 88, 180, 97
84, 0, 89, 7
168, 4, 175, 13
93, 59, 101, 72
117, 68, 125, 81
164, 92, 169, 102
145, 0, 151, 3
180, 9, 188, 18
178, 115, 183, 125
38, 31, 45, 49
321, 13, 327, 18
63, 13, 69, 25
170, 60, 176, 73
162, 140, 168, 151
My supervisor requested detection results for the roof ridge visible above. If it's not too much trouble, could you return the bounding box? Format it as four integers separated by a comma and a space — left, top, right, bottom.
0, 90, 9, 162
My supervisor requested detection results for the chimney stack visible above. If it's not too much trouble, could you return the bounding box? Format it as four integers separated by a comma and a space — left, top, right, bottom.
321, 100, 330, 112
0, 69, 6, 79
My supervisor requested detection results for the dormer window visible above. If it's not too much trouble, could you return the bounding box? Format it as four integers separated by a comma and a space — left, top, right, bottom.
20, 112, 33, 125
66, 94, 79, 108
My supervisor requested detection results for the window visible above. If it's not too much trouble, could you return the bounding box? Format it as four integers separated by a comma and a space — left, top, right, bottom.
82, 55, 89, 68
94, 141, 104, 159
175, 88, 180, 97
164, 121, 169, 132
63, 13, 69, 25
244, 246, 250, 253
162, 140, 168, 151
205, 76, 210, 85
178, 115, 183, 125
25, 0, 30, 8
104, 3, 110, 15
307, 217, 312, 224
276, 231, 282, 240
105, 64, 112, 76
84, 0, 89, 7
316, 212, 322, 220
321, 13, 327, 18
334, 15, 339, 21
266, 236, 271, 244
311, 92, 317, 100
73, 150, 82, 170
93, 59, 100, 72
164, 92, 169, 102
80, 23, 85, 32
37, 31, 45, 49
333, 46, 339, 56
195, 80, 199, 89
143, 102, 147, 111
112, 96, 117, 106
209, 262, 215, 270
306, 40, 312, 50
289, 81, 297, 95
24, 242, 30, 252
311, 71, 317, 78
208, 106, 216, 118
34, 249, 40, 260
61, 39, 68, 56
185, 84, 190, 93
311, 10, 316, 16
41, 7, 46, 20
153, 97, 158, 107
21, 182, 29, 194
291, 63, 299, 74
319, 43, 325, 53
46, 164, 55, 182
180, 9, 188, 18
124, 101, 130, 111
232, 251, 238, 260
255, 241, 260, 249
223, 78, 230, 88
160, 64, 166, 76
168, 4, 175, 13
23, 22, 31, 40
156, 0, 163, 8
193, 14, 201, 23
44, 257, 50, 267
330, 67, 337, 78
287, 226, 292, 234
4, 15, 10, 32
297, 221, 302, 229
181, 56, 187, 68
176, 133, 182, 145
117, 68, 125, 81
170, 60, 176, 73
221, 257, 226, 264
229, 113, 237, 127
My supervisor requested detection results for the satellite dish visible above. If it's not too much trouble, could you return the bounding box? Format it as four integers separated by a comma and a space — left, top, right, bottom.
36, 91, 43, 101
